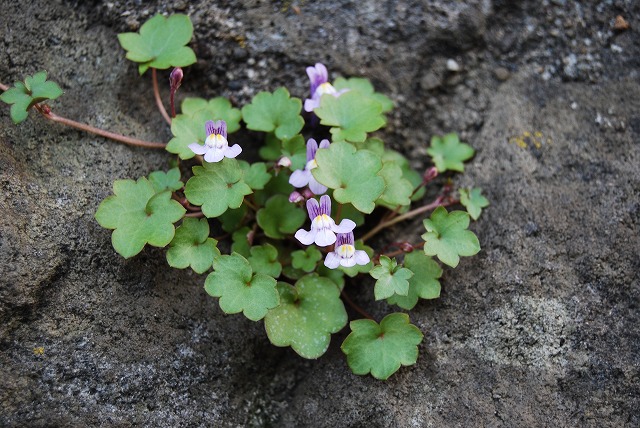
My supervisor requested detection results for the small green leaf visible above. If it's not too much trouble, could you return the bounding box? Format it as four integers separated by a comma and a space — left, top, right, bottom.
315, 91, 386, 143
258, 134, 306, 171
231, 226, 251, 258
180, 97, 242, 133
342, 313, 423, 380
0, 71, 63, 124
376, 162, 414, 208
426, 133, 475, 173
148, 168, 183, 193
248, 244, 282, 278
332, 202, 365, 227
95, 178, 186, 258
387, 252, 442, 310
370, 256, 413, 300
238, 161, 271, 190
312, 141, 384, 214
316, 264, 345, 290
340, 240, 374, 277
117, 14, 196, 75
205, 253, 279, 321
253, 171, 293, 206
166, 218, 220, 273
256, 194, 306, 239
241, 88, 304, 140
381, 148, 425, 201
264, 275, 348, 359
333, 77, 394, 113
184, 158, 252, 218
422, 206, 480, 267
291, 247, 323, 272
459, 187, 489, 220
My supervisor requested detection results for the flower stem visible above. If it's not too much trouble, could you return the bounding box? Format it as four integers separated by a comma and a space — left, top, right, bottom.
360, 197, 456, 243
34, 104, 166, 149
152, 68, 171, 125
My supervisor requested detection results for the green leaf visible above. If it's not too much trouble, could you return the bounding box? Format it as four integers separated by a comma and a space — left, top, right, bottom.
315, 91, 386, 143
148, 168, 183, 193
342, 313, 423, 380
459, 187, 489, 221
166, 217, 220, 273
312, 141, 384, 214
264, 275, 348, 359
333, 77, 394, 113
166, 110, 211, 159
258, 134, 306, 172
117, 14, 196, 75
387, 252, 442, 310
95, 178, 186, 258
248, 244, 282, 278
332, 202, 365, 227
231, 226, 251, 258
218, 206, 247, 233
205, 253, 279, 321
238, 161, 271, 190
180, 97, 242, 133
422, 206, 480, 268
1, 71, 63, 124
426, 133, 475, 173
291, 247, 323, 272
381, 149, 425, 201
376, 162, 413, 209
252, 170, 293, 206
256, 194, 306, 239
340, 240, 374, 277
369, 256, 413, 300
316, 264, 345, 291
241, 88, 304, 140
184, 158, 252, 218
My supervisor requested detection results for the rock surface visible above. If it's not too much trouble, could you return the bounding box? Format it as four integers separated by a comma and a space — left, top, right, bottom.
1, 0, 638, 426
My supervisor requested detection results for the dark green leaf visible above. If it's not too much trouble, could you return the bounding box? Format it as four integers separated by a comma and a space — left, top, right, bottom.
166, 218, 220, 273
256, 194, 306, 239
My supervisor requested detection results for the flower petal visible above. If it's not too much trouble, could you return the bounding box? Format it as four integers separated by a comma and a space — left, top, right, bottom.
304, 98, 320, 112
224, 144, 242, 159
306, 138, 319, 161
319, 139, 330, 149
319, 195, 331, 215
289, 169, 311, 188
315, 228, 336, 247
205, 120, 216, 136
204, 148, 224, 163
188, 143, 207, 155
341, 257, 357, 268
295, 228, 316, 246
306, 198, 320, 219
324, 252, 341, 269
214, 120, 228, 138
333, 218, 356, 233
354, 250, 370, 265
308, 177, 328, 195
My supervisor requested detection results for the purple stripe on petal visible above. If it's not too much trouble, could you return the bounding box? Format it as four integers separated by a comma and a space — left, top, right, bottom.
319, 195, 331, 215
215, 120, 227, 138
306, 138, 318, 161
335, 232, 354, 248
306, 198, 321, 219
205, 120, 216, 136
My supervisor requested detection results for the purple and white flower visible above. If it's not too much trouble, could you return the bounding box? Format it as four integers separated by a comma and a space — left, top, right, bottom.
324, 232, 370, 269
295, 195, 355, 247
289, 138, 329, 195
304, 63, 347, 112
188, 120, 242, 163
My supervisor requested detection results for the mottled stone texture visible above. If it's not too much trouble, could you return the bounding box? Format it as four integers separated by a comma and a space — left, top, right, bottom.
1, 0, 638, 426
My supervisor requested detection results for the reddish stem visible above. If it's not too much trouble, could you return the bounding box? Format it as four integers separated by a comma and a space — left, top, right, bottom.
152, 68, 171, 125
341, 288, 374, 320
33, 104, 166, 149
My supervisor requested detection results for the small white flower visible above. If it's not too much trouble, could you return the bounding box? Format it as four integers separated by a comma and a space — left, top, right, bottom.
188, 120, 241, 163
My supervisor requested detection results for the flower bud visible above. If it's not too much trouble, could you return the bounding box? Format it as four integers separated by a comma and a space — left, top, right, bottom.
277, 156, 292, 168
423, 166, 438, 182
289, 191, 304, 203
170, 67, 183, 91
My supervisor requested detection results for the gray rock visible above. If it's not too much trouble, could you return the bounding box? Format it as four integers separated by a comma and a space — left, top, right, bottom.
1, 0, 638, 427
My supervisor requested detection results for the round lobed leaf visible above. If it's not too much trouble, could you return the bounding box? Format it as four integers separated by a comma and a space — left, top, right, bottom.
426, 133, 475, 173
386, 251, 442, 310
166, 217, 220, 273
341, 313, 423, 380
205, 253, 279, 321
241, 88, 304, 140
422, 206, 480, 268
264, 275, 348, 359
256, 194, 306, 239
